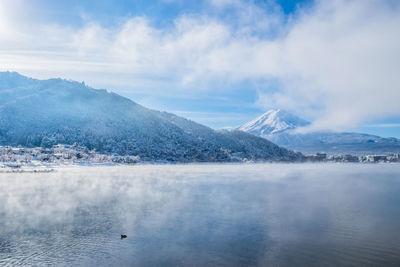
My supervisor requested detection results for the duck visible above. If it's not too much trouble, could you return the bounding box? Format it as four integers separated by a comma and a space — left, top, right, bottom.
121, 234, 127, 239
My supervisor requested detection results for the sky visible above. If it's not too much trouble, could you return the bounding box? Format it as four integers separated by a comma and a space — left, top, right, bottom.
0, 0, 400, 137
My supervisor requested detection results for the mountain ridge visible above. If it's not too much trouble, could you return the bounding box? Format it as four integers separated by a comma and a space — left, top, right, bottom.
0, 72, 303, 162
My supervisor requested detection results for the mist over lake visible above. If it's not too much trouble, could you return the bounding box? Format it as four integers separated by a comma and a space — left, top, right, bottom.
1, 164, 400, 266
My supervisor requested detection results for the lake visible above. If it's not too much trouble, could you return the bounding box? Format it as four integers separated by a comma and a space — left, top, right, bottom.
1, 164, 400, 266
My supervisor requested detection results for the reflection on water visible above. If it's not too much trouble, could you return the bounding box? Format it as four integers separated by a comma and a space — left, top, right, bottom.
1, 164, 400, 266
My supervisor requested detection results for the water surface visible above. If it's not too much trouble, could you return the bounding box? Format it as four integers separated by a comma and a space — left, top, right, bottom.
1, 164, 400, 266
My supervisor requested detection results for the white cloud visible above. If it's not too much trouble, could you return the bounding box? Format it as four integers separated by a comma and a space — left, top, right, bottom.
278, 0, 400, 131
0, 0, 399, 131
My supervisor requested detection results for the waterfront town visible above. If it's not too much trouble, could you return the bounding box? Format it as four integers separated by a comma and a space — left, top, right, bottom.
0, 144, 399, 170
0, 144, 140, 169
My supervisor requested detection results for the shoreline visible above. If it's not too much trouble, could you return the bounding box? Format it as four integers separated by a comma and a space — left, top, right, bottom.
0, 160, 399, 174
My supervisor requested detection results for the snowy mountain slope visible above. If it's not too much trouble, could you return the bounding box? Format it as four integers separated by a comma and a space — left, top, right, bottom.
239, 109, 310, 136
0, 72, 303, 162
239, 109, 400, 155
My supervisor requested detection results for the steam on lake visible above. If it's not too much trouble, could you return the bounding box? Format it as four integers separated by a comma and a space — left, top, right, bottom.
1, 164, 400, 266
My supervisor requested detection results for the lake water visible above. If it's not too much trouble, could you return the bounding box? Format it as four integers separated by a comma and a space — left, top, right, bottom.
1, 164, 400, 266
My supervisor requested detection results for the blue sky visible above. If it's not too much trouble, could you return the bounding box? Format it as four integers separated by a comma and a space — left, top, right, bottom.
21, 0, 308, 26
1, 0, 400, 137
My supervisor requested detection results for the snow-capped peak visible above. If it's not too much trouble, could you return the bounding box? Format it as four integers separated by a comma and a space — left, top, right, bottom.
239, 109, 310, 136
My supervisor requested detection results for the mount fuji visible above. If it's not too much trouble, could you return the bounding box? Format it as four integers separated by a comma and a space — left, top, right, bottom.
239, 109, 400, 155
239, 109, 310, 136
